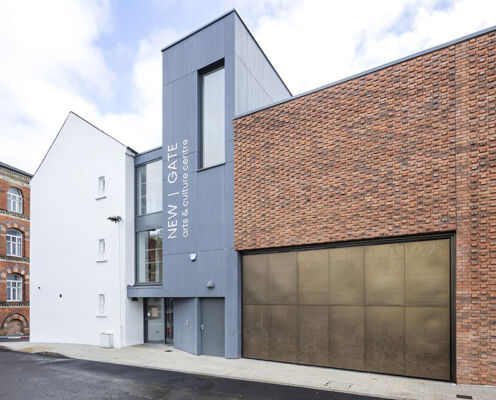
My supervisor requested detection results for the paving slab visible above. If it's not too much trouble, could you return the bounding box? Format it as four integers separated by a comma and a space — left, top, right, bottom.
1, 341, 494, 400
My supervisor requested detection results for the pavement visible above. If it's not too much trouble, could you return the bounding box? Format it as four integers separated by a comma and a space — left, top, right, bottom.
0, 351, 386, 400
1, 341, 495, 400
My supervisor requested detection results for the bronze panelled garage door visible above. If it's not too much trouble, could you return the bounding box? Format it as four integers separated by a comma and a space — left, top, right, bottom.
242, 239, 451, 380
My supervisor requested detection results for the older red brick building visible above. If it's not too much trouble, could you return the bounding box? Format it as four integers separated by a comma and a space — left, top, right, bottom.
0, 161, 31, 337
234, 28, 495, 384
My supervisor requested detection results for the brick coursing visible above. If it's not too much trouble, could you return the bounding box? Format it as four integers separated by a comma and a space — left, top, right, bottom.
234, 31, 495, 384
0, 168, 30, 336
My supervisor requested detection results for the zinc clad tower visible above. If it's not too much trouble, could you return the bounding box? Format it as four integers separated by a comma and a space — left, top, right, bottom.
161, 10, 290, 357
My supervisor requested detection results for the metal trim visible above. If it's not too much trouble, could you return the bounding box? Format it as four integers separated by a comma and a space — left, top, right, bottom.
240, 232, 456, 255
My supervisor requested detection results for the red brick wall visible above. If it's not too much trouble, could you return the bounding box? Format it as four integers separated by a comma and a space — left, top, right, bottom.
0, 166, 31, 336
453, 35, 496, 385
234, 31, 495, 384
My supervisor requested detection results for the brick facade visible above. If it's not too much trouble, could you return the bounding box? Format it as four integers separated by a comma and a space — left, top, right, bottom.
234, 31, 495, 384
0, 163, 31, 336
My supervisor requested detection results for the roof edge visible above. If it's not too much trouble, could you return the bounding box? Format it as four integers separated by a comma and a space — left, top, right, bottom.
235, 24, 496, 120
161, 9, 292, 96
0, 161, 33, 178
161, 9, 236, 52
33, 111, 133, 176
232, 11, 292, 96
137, 145, 163, 156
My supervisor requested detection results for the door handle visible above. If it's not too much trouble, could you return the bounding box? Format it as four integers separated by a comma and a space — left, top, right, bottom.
200, 323, 204, 331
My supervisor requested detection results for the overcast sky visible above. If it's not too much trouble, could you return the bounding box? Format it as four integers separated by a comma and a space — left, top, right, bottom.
1, 0, 495, 173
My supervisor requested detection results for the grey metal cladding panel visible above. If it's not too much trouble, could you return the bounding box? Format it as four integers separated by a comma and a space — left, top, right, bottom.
224, 161, 235, 248
195, 249, 227, 297
226, 140, 234, 163
135, 148, 162, 166
233, 16, 290, 108
164, 250, 229, 298
136, 212, 163, 232
164, 73, 199, 155
224, 54, 236, 143
163, 169, 198, 255
163, 253, 197, 297
234, 60, 249, 115
127, 285, 163, 298
162, 15, 233, 85
234, 55, 286, 116
197, 165, 225, 251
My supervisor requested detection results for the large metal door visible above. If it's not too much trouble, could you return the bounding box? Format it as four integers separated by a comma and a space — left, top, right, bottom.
242, 238, 451, 380
201, 298, 225, 357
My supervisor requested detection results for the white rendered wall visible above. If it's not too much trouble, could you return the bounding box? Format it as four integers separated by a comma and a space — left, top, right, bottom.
30, 112, 142, 347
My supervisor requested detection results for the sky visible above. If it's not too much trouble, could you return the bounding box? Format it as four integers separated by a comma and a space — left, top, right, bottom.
1, 0, 495, 173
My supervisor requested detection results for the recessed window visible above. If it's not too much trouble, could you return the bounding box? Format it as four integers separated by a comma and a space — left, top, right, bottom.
98, 239, 106, 260
136, 228, 163, 284
136, 160, 162, 216
201, 65, 225, 169
98, 294, 105, 315
6, 274, 22, 301
97, 176, 106, 197
6, 229, 22, 257
7, 187, 23, 213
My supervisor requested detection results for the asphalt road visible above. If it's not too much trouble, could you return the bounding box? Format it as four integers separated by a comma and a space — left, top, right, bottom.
0, 349, 388, 400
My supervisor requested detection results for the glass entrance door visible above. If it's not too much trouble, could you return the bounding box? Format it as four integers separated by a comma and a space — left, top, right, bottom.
145, 298, 165, 343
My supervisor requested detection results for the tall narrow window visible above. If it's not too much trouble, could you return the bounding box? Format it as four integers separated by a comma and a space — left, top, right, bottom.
98, 176, 106, 197
201, 65, 225, 169
136, 160, 162, 216
6, 229, 22, 257
6, 274, 22, 301
98, 294, 105, 315
98, 239, 106, 260
7, 187, 23, 213
136, 229, 163, 283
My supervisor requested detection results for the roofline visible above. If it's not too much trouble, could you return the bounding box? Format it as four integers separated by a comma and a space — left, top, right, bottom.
137, 145, 163, 156
232, 10, 292, 96
33, 111, 133, 176
235, 24, 496, 120
160, 9, 292, 96
161, 9, 236, 52
0, 161, 33, 178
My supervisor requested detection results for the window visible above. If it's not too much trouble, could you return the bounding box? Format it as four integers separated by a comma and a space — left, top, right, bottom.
97, 176, 106, 197
7, 187, 23, 213
136, 229, 163, 283
136, 160, 162, 216
6, 274, 22, 301
98, 294, 105, 315
6, 229, 22, 257
201, 65, 225, 169
98, 239, 106, 260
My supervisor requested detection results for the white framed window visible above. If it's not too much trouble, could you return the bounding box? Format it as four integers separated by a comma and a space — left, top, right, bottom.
98, 239, 106, 260
7, 187, 23, 213
6, 229, 22, 257
136, 160, 162, 216
136, 229, 163, 284
98, 294, 105, 315
97, 176, 106, 198
6, 274, 22, 301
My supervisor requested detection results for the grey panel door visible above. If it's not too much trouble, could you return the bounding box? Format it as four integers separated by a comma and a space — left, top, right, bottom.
201, 298, 225, 356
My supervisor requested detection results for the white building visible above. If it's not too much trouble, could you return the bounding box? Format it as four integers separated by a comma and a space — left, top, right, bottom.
30, 112, 142, 347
